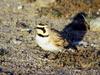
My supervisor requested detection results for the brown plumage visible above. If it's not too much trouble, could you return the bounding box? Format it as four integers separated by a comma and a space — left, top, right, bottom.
35, 23, 69, 52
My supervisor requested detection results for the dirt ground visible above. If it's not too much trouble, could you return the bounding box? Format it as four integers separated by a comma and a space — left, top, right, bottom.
0, 0, 100, 75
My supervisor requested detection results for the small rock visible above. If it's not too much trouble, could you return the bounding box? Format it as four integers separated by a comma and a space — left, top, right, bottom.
17, 5, 24, 10
12, 38, 22, 45
79, 41, 88, 47
68, 48, 75, 53
43, 53, 56, 60
98, 9, 100, 12
96, 51, 100, 56
73, 41, 88, 48
90, 17, 100, 32
90, 43, 96, 47
96, 11, 100, 15
6, 4, 10, 7
33, 0, 56, 8
16, 21, 29, 28
0, 48, 8, 56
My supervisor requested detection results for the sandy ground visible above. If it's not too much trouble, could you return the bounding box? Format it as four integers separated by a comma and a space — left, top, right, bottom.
0, 0, 100, 75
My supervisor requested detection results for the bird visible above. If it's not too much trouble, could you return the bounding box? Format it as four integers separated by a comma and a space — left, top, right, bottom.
35, 23, 69, 52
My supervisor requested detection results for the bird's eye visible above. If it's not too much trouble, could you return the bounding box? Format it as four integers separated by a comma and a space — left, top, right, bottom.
36, 27, 46, 33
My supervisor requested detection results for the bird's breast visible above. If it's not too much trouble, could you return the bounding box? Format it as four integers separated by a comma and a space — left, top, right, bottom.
35, 35, 62, 52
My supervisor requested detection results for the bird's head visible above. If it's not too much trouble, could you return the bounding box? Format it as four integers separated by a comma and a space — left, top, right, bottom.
35, 23, 49, 37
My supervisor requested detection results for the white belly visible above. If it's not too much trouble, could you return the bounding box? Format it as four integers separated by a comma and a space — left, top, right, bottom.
35, 35, 61, 52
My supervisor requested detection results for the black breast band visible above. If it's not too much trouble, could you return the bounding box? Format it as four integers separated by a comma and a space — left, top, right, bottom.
37, 34, 49, 37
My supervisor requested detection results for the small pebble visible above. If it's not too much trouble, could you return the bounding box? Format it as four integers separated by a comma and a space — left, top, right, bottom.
16, 21, 29, 28
12, 39, 22, 45
0, 48, 8, 56
6, 4, 10, 7
98, 9, 100, 12
68, 48, 75, 53
17, 5, 24, 10
90, 43, 96, 47
79, 41, 88, 47
73, 41, 88, 47
96, 11, 100, 15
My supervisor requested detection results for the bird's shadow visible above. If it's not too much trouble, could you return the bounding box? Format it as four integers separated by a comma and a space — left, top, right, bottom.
60, 12, 89, 50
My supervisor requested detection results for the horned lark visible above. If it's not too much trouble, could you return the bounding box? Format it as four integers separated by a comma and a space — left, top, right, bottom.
35, 23, 69, 52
